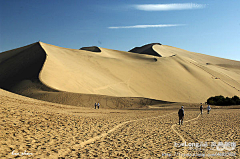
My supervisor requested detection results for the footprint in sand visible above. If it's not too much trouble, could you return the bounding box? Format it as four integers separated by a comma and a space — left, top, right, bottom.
75, 112, 175, 148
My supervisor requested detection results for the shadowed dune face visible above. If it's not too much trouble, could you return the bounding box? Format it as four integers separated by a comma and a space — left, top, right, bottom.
0, 42, 240, 107
80, 46, 101, 52
0, 43, 46, 91
129, 43, 162, 57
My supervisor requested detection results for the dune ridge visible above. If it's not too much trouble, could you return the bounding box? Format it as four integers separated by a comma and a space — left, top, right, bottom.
0, 42, 239, 107
129, 43, 162, 57
0, 43, 46, 91
80, 46, 101, 52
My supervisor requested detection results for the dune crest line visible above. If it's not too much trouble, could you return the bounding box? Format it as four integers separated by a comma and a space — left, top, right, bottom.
171, 113, 201, 159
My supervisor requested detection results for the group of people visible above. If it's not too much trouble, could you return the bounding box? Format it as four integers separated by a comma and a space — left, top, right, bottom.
178, 104, 211, 125
200, 104, 211, 114
94, 102, 211, 125
94, 102, 100, 109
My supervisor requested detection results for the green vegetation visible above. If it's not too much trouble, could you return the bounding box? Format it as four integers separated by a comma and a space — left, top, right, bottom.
207, 95, 240, 106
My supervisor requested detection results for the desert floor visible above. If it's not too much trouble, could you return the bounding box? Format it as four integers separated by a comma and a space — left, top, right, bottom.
0, 95, 239, 159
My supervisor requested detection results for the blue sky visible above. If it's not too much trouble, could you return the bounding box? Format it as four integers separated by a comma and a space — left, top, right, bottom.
0, 0, 240, 61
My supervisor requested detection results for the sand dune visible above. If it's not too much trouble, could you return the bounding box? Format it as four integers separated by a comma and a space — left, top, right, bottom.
0, 42, 240, 106
129, 43, 175, 57
0, 43, 46, 91
80, 46, 101, 52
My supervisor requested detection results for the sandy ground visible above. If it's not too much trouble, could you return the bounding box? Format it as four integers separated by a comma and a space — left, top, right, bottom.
0, 95, 239, 158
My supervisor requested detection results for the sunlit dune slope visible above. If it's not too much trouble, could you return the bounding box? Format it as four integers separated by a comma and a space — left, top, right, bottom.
0, 42, 239, 105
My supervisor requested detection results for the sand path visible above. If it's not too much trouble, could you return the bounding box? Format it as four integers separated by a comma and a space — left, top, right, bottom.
75, 110, 201, 158
171, 113, 201, 158
76, 112, 175, 148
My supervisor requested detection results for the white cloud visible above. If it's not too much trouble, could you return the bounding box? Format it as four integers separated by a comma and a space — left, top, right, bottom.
134, 3, 206, 11
108, 24, 184, 29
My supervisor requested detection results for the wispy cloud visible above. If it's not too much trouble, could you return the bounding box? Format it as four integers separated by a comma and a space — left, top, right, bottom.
108, 24, 185, 29
134, 3, 206, 11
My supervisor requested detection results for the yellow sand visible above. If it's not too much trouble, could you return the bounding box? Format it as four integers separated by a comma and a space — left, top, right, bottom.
39, 42, 240, 103
0, 42, 240, 158
1, 42, 239, 105
0, 91, 239, 158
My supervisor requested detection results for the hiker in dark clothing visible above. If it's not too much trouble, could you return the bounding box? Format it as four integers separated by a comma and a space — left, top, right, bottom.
200, 104, 203, 114
94, 103, 97, 109
178, 106, 184, 125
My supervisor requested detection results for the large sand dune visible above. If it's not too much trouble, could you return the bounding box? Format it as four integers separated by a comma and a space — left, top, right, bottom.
0, 42, 240, 107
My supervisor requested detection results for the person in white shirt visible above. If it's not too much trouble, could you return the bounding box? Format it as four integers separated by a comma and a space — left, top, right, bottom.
207, 105, 211, 114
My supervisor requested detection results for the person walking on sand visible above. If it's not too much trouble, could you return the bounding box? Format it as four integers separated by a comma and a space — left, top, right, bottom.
94, 103, 97, 109
97, 102, 100, 109
200, 104, 203, 114
178, 106, 184, 125
207, 105, 211, 114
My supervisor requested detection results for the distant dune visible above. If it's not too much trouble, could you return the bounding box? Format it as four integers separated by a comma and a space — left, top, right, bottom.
0, 42, 239, 107
129, 43, 163, 57
80, 46, 101, 52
